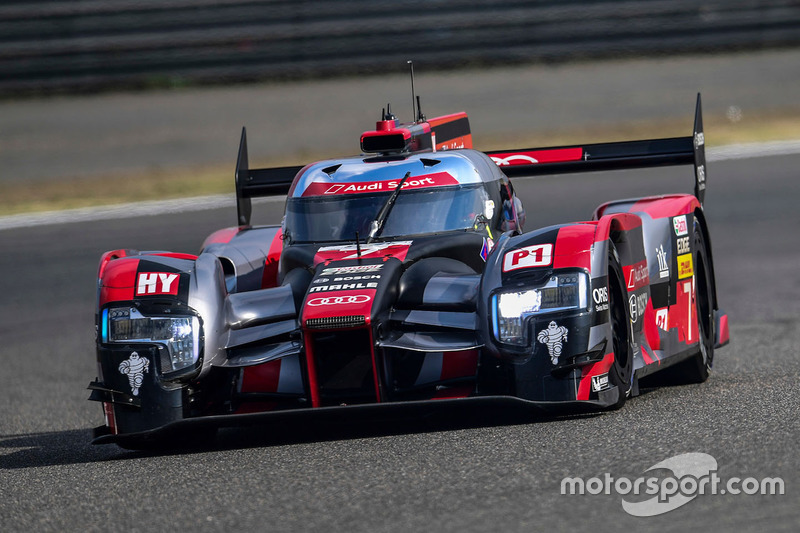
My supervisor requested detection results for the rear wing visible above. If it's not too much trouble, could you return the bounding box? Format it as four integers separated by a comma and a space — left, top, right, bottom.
234, 127, 302, 225
234, 94, 707, 226
485, 93, 707, 205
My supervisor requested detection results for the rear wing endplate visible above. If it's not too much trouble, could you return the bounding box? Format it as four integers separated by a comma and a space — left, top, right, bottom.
235, 127, 301, 226
485, 93, 707, 205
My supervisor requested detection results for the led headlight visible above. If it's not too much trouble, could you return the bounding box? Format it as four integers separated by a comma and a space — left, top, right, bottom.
103, 307, 201, 375
492, 272, 588, 345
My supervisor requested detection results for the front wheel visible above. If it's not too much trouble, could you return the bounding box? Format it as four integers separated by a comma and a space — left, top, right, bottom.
606, 244, 632, 409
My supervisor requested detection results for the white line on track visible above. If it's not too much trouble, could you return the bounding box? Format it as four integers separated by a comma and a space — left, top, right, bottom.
2, 140, 799, 231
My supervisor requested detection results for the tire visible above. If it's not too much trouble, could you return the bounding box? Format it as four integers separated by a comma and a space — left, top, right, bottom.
677, 220, 715, 383
606, 244, 633, 409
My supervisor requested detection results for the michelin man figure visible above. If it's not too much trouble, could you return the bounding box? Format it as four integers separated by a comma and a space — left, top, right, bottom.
119, 351, 149, 396
537, 321, 569, 365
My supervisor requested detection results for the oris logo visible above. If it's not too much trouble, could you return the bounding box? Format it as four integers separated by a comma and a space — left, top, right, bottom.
307, 295, 371, 307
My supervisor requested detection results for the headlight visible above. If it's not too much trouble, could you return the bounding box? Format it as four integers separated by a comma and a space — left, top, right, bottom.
492, 272, 588, 345
102, 307, 201, 375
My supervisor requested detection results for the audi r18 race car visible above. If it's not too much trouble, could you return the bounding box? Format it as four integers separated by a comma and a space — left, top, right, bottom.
89, 93, 729, 448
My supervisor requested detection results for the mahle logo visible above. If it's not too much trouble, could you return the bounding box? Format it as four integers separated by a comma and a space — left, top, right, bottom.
561, 452, 784, 517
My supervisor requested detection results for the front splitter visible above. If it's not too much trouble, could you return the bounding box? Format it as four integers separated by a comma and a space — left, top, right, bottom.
93, 388, 618, 448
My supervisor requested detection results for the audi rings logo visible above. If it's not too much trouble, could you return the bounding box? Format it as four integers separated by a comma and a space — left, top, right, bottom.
307, 295, 371, 306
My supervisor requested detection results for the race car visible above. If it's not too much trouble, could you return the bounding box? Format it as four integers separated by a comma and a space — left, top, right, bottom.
88, 93, 729, 448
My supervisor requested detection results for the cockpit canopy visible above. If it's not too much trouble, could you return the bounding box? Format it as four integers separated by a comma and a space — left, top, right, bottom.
282, 151, 507, 244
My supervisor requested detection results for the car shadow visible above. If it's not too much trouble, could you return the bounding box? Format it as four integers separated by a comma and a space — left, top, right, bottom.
0, 404, 601, 468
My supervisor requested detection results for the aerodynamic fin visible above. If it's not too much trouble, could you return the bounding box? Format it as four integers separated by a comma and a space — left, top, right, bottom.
235, 127, 303, 226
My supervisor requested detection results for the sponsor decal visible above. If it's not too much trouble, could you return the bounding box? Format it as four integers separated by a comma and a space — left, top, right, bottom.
503, 243, 553, 272
315, 241, 412, 262
677, 253, 694, 279
592, 286, 609, 313
655, 308, 669, 331
537, 321, 568, 365
490, 147, 584, 167
307, 295, 371, 307
119, 351, 149, 397
697, 164, 706, 190
591, 373, 610, 392
677, 236, 690, 255
302, 172, 458, 197
694, 131, 705, 148
626, 261, 649, 291
321, 264, 383, 276
629, 292, 648, 323
438, 140, 467, 151
136, 272, 179, 296
673, 215, 688, 237
674, 278, 697, 343
656, 245, 669, 279
313, 277, 330, 284
308, 281, 379, 293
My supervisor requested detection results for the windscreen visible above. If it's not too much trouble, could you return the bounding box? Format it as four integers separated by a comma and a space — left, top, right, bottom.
284, 184, 488, 243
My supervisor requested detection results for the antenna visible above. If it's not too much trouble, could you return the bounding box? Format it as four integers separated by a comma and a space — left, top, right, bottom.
408, 60, 417, 123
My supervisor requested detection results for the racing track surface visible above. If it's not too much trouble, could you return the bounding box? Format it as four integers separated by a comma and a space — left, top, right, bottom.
1, 154, 799, 532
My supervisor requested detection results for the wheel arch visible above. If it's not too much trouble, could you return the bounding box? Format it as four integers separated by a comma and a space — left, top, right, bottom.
693, 207, 719, 312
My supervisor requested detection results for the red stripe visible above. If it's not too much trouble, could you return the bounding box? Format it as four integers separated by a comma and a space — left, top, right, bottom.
97, 249, 129, 279
439, 350, 479, 381
367, 328, 382, 403
313, 242, 411, 264
201, 226, 244, 249
718, 313, 730, 346
262, 229, 283, 289
427, 112, 469, 127
103, 402, 117, 435
594, 213, 642, 242
643, 298, 662, 351
628, 195, 700, 220
240, 359, 282, 393
577, 352, 615, 400
489, 147, 583, 166
303, 332, 321, 408
98, 258, 139, 306
552, 225, 594, 271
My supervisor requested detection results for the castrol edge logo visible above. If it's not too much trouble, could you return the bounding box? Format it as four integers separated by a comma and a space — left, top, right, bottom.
306, 294, 371, 307
503, 243, 553, 272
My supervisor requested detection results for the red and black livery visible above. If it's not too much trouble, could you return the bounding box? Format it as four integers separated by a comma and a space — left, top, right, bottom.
88, 92, 729, 448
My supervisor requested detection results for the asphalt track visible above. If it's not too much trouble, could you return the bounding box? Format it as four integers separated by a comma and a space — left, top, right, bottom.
1, 148, 799, 532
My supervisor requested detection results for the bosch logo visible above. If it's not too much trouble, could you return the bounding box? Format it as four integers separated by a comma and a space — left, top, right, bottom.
307, 295, 371, 307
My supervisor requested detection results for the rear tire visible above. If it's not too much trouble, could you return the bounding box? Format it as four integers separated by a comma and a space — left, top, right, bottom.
606, 244, 632, 409
677, 220, 715, 383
